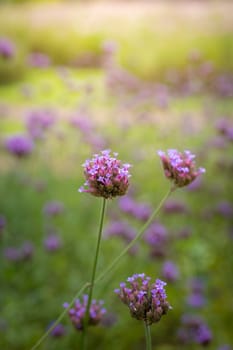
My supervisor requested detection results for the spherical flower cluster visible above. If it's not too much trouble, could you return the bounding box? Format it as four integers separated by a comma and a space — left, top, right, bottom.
79, 150, 131, 199
63, 295, 106, 331
114, 273, 171, 325
43, 201, 64, 217
5, 134, 34, 158
157, 149, 205, 188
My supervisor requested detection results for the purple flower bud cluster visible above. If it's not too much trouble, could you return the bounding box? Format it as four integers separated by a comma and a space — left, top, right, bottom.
177, 314, 212, 346
63, 295, 106, 331
5, 134, 34, 158
157, 149, 205, 188
118, 195, 152, 221
79, 150, 131, 199
114, 274, 171, 325
0, 37, 15, 59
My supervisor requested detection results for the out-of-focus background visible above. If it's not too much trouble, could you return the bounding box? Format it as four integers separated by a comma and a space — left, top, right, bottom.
0, 1, 233, 349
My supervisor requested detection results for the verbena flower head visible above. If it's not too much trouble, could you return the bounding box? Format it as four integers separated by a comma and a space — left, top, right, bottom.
0, 37, 15, 59
5, 134, 34, 158
157, 149, 205, 188
114, 274, 171, 325
79, 150, 131, 199
63, 295, 106, 331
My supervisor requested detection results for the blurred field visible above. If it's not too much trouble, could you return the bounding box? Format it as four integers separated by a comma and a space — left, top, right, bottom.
0, 2, 233, 350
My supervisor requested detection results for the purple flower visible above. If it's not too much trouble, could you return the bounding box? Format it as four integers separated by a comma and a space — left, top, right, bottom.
144, 222, 168, 258
27, 52, 51, 68
79, 150, 131, 199
162, 261, 179, 282
0, 37, 15, 59
64, 295, 106, 331
49, 323, 66, 338
44, 234, 62, 252
5, 134, 34, 158
177, 314, 212, 346
4, 247, 21, 262
163, 199, 188, 214
43, 201, 64, 217
25, 109, 55, 140
115, 274, 171, 325
157, 149, 205, 188
21, 241, 34, 261
0, 215, 6, 234
119, 196, 152, 221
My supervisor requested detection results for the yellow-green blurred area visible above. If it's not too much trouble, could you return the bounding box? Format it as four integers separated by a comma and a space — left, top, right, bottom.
0, 1, 233, 350
0, 1, 233, 81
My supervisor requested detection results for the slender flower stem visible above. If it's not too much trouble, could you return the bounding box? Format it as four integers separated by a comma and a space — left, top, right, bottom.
30, 282, 90, 350
144, 322, 152, 350
94, 186, 173, 285
81, 198, 107, 350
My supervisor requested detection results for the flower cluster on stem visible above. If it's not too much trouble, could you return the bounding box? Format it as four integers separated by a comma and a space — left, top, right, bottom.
79, 150, 131, 199
158, 149, 205, 188
63, 295, 106, 331
115, 273, 171, 325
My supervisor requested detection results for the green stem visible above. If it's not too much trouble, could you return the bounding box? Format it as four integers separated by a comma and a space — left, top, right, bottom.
30, 282, 90, 350
144, 322, 152, 350
94, 186, 173, 285
81, 198, 107, 350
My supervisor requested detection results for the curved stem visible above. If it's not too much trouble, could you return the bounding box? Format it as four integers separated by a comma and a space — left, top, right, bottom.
144, 322, 152, 350
30, 282, 90, 350
81, 198, 107, 350
94, 186, 173, 285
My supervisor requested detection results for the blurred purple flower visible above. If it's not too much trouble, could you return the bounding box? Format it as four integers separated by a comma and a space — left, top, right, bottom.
0, 215, 6, 234
64, 295, 106, 331
163, 199, 189, 214
21, 241, 34, 261
43, 201, 64, 217
215, 201, 233, 218
5, 134, 34, 158
144, 222, 168, 258
0, 37, 15, 59
161, 261, 179, 282
27, 52, 51, 68
177, 314, 212, 346
4, 247, 21, 262
118, 196, 152, 221
44, 234, 62, 252
79, 150, 131, 199
49, 323, 66, 338
25, 109, 55, 140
